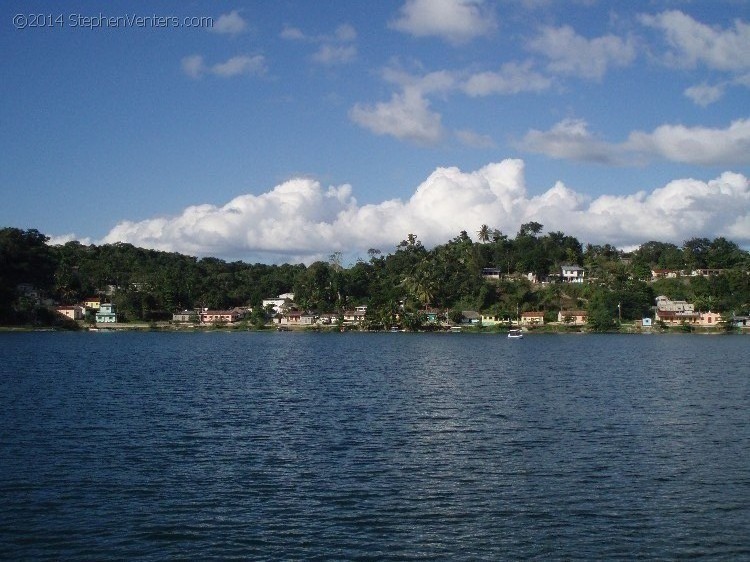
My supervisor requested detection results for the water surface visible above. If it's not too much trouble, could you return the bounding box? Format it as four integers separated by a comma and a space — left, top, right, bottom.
1, 332, 748, 559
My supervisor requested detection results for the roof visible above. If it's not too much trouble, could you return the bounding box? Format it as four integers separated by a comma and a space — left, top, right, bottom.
522, 311, 544, 317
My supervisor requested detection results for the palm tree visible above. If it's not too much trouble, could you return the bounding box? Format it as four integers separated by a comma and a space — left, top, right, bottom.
477, 224, 490, 243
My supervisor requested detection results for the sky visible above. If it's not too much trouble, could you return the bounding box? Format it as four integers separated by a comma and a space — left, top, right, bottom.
2, 0, 749, 264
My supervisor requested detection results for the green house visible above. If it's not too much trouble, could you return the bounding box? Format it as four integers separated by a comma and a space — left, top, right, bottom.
95, 303, 117, 323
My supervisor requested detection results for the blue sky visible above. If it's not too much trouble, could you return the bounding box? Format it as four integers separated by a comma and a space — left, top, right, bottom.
2, 0, 749, 263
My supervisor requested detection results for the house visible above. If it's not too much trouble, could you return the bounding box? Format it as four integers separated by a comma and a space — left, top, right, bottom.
56, 305, 84, 321
651, 269, 681, 281
655, 295, 694, 313
317, 313, 339, 325
557, 310, 587, 325
698, 311, 722, 327
300, 314, 317, 326
262, 293, 296, 314
343, 307, 367, 325
691, 269, 723, 278
520, 311, 545, 326
731, 316, 749, 328
561, 265, 585, 283
461, 311, 481, 324
279, 310, 302, 326
84, 297, 101, 310
481, 314, 507, 326
424, 308, 443, 324
481, 268, 502, 280
654, 296, 699, 324
95, 303, 117, 323
641, 318, 653, 327
172, 310, 199, 323
200, 310, 241, 324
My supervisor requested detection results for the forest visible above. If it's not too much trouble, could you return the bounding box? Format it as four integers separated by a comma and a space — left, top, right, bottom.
1, 224, 749, 330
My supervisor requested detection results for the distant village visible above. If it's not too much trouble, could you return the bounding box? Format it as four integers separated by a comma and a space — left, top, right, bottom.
48, 263, 749, 331
4, 226, 748, 332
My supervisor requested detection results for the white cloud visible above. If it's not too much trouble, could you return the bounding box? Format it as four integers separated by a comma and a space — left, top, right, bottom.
211, 55, 266, 77
211, 10, 247, 36
181, 54, 266, 78
181, 55, 206, 79
520, 118, 750, 166
312, 44, 357, 65
626, 118, 750, 166
640, 10, 750, 72
381, 67, 457, 94
349, 88, 444, 144
47, 233, 93, 246
463, 61, 552, 96
528, 25, 636, 80
99, 160, 750, 262
684, 83, 725, 106
281, 23, 357, 65
519, 119, 621, 164
280, 25, 306, 41
390, 0, 496, 45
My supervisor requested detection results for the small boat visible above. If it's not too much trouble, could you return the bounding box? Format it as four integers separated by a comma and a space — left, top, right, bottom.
507, 329, 523, 339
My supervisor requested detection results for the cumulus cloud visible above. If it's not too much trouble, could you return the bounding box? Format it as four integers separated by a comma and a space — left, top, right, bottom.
211, 10, 247, 36
352, 63, 549, 144
390, 0, 496, 45
312, 44, 357, 65
520, 118, 750, 166
462, 61, 552, 96
528, 25, 636, 80
349, 88, 444, 144
281, 23, 357, 65
181, 54, 266, 78
684, 83, 725, 106
98, 160, 750, 262
640, 10, 750, 72
626, 119, 750, 166
47, 233, 93, 246
519, 119, 622, 164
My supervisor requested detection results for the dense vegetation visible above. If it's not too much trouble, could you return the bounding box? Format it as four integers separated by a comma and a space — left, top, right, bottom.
1, 225, 749, 329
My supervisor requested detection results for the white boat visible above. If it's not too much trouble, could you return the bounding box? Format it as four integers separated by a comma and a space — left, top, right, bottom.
507, 329, 523, 339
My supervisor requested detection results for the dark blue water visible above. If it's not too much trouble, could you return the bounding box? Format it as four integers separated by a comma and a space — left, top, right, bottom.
1, 331, 748, 560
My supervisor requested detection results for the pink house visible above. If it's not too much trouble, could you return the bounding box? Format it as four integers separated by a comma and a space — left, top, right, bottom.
698, 311, 722, 326
200, 310, 241, 324
520, 311, 544, 326
558, 310, 587, 325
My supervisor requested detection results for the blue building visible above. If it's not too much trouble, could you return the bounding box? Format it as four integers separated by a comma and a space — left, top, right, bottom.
95, 303, 117, 323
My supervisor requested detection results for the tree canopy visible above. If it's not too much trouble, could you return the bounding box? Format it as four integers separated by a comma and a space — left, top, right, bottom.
1, 225, 748, 326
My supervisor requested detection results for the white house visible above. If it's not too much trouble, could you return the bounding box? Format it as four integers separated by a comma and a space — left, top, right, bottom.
262, 293, 295, 314
561, 265, 585, 283
56, 305, 84, 321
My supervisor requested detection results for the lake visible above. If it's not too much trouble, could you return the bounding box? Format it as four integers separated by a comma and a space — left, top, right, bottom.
1, 331, 749, 560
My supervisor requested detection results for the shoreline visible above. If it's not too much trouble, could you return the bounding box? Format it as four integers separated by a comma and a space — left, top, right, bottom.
1, 322, 746, 335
